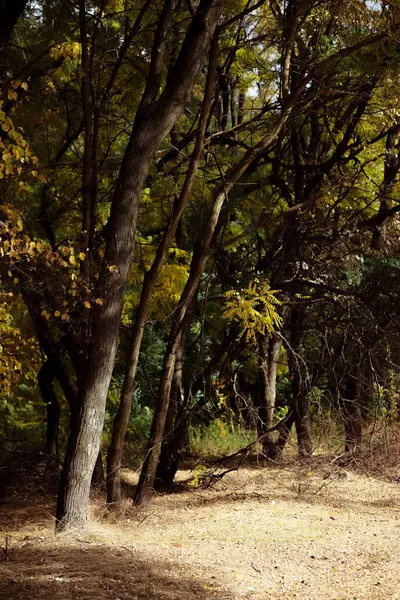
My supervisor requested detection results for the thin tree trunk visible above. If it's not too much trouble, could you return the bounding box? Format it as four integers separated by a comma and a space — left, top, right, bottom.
238, 92, 245, 125
56, 0, 223, 530
257, 334, 282, 458
156, 317, 189, 488
294, 393, 312, 458
38, 361, 60, 458
287, 307, 313, 458
106, 34, 219, 505
276, 409, 295, 456
342, 376, 362, 453
79, 0, 93, 283
91, 451, 104, 486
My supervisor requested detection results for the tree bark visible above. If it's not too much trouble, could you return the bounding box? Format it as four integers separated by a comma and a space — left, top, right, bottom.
56, 0, 223, 531
257, 334, 282, 458
155, 317, 190, 488
276, 409, 295, 456
0, 0, 27, 77
287, 307, 313, 458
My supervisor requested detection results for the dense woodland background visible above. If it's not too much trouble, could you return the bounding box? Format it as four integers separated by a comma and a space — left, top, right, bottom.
1, 0, 400, 531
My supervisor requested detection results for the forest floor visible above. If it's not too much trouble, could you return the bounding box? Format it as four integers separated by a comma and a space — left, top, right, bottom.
1, 455, 400, 600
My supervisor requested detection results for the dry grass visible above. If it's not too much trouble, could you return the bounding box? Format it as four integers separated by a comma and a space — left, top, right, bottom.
1, 455, 400, 600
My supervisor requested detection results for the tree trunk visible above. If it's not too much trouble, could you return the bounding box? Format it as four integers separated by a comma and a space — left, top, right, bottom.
106, 35, 219, 505
294, 394, 313, 458
91, 450, 104, 486
287, 307, 313, 458
275, 409, 295, 456
135, 327, 184, 505
156, 319, 189, 488
238, 92, 245, 125
257, 334, 282, 458
56, 0, 223, 531
0, 0, 27, 77
38, 361, 60, 458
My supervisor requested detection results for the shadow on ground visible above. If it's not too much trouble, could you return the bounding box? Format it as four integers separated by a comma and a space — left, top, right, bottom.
0, 543, 233, 600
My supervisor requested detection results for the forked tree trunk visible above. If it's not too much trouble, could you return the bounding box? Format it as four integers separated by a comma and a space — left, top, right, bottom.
56, 0, 223, 530
135, 92, 298, 506
257, 334, 282, 458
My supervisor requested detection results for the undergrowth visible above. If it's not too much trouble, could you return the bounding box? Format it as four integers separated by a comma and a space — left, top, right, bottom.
189, 419, 256, 458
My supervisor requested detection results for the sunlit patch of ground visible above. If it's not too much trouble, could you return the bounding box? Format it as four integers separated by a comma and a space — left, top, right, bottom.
1, 459, 400, 599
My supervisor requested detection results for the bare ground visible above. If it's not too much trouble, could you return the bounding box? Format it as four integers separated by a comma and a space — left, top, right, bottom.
1, 459, 400, 600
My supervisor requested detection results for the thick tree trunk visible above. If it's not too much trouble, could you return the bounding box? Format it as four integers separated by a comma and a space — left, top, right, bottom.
56, 0, 223, 531
106, 35, 218, 505
257, 334, 282, 458
38, 361, 60, 458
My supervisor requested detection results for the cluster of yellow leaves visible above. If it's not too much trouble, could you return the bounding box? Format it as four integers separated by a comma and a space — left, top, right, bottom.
151, 263, 189, 316
0, 206, 103, 322
223, 279, 282, 344
0, 83, 42, 181
50, 42, 81, 61
0, 294, 39, 395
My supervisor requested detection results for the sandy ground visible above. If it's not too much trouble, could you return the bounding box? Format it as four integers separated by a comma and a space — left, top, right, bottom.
1, 460, 400, 600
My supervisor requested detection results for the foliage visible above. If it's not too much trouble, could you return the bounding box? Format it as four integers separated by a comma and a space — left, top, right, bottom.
189, 419, 256, 459
223, 280, 282, 344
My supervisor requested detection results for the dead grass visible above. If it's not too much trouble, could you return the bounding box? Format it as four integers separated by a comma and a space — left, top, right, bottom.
1, 456, 400, 600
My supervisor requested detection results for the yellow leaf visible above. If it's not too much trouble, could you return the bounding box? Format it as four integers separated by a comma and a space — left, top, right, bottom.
79, 252, 86, 261
13, 277, 19, 285
61, 313, 69, 321
83, 300, 91, 309
21, 82, 28, 91
95, 298, 104, 305
69, 255, 76, 265
54, 310, 61, 317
